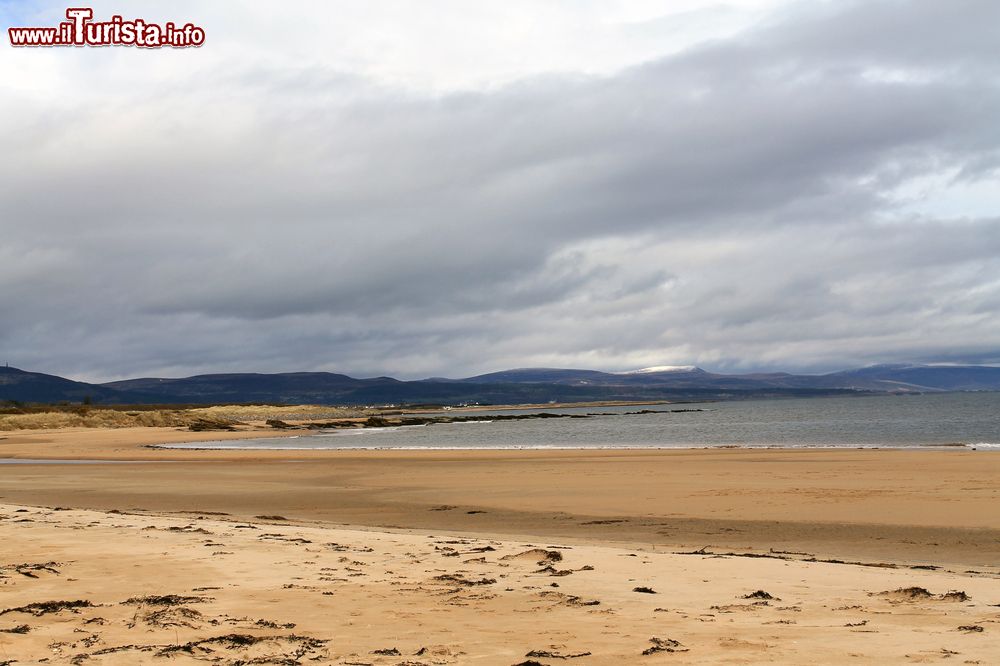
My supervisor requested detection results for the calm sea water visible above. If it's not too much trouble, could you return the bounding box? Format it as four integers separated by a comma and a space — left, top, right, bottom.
162, 392, 1000, 451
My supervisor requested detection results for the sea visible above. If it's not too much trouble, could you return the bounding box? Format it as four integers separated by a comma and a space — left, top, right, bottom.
159, 392, 1000, 451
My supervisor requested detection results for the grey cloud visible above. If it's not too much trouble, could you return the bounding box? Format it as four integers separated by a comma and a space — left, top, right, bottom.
2, 0, 999, 380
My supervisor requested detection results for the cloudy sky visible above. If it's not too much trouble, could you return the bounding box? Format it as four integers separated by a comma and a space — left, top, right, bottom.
2, 0, 999, 381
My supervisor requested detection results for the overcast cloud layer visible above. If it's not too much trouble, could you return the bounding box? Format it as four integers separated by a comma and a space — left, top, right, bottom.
2, 0, 1000, 381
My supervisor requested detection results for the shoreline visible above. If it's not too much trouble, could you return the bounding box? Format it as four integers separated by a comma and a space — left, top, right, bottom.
404, 399, 678, 412
149, 441, 991, 451
3, 425, 1000, 663
0, 423, 995, 458
4, 422, 995, 459
2, 427, 999, 568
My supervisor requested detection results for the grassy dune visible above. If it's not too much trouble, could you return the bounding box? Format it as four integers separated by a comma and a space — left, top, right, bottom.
0, 404, 366, 431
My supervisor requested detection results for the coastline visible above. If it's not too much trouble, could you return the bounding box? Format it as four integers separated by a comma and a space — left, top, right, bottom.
2, 426, 999, 567
2, 426, 999, 663
405, 399, 677, 412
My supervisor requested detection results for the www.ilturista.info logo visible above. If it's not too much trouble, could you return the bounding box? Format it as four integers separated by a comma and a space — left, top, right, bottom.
8, 8, 205, 48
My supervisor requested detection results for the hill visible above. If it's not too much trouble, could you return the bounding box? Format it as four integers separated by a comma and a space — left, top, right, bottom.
2, 363, 998, 406
0, 366, 152, 404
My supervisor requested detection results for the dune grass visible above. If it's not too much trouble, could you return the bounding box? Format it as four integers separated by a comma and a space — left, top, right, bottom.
0, 404, 366, 431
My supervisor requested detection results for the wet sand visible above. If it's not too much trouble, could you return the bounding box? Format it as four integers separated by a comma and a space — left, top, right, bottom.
2, 427, 999, 565
1, 427, 999, 663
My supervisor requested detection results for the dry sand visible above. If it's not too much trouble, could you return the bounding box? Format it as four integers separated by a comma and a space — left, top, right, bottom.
1, 427, 999, 664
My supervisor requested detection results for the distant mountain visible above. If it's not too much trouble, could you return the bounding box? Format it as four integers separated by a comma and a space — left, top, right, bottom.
622, 365, 699, 374
820, 364, 1000, 391
456, 364, 1000, 392
102, 370, 828, 405
456, 368, 629, 385
0, 366, 148, 404
2, 363, 998, 406
455, 366, 765, 389
103, 372, 400, 404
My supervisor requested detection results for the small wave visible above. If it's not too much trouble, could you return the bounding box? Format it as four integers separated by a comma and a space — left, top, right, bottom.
153, 442, 955, 451
315, 424, 428, 436
967, 442, 1000, 449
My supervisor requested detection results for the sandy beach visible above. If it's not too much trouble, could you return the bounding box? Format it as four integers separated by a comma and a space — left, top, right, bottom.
8, 0, 999, 662
2, 427, 999, 664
